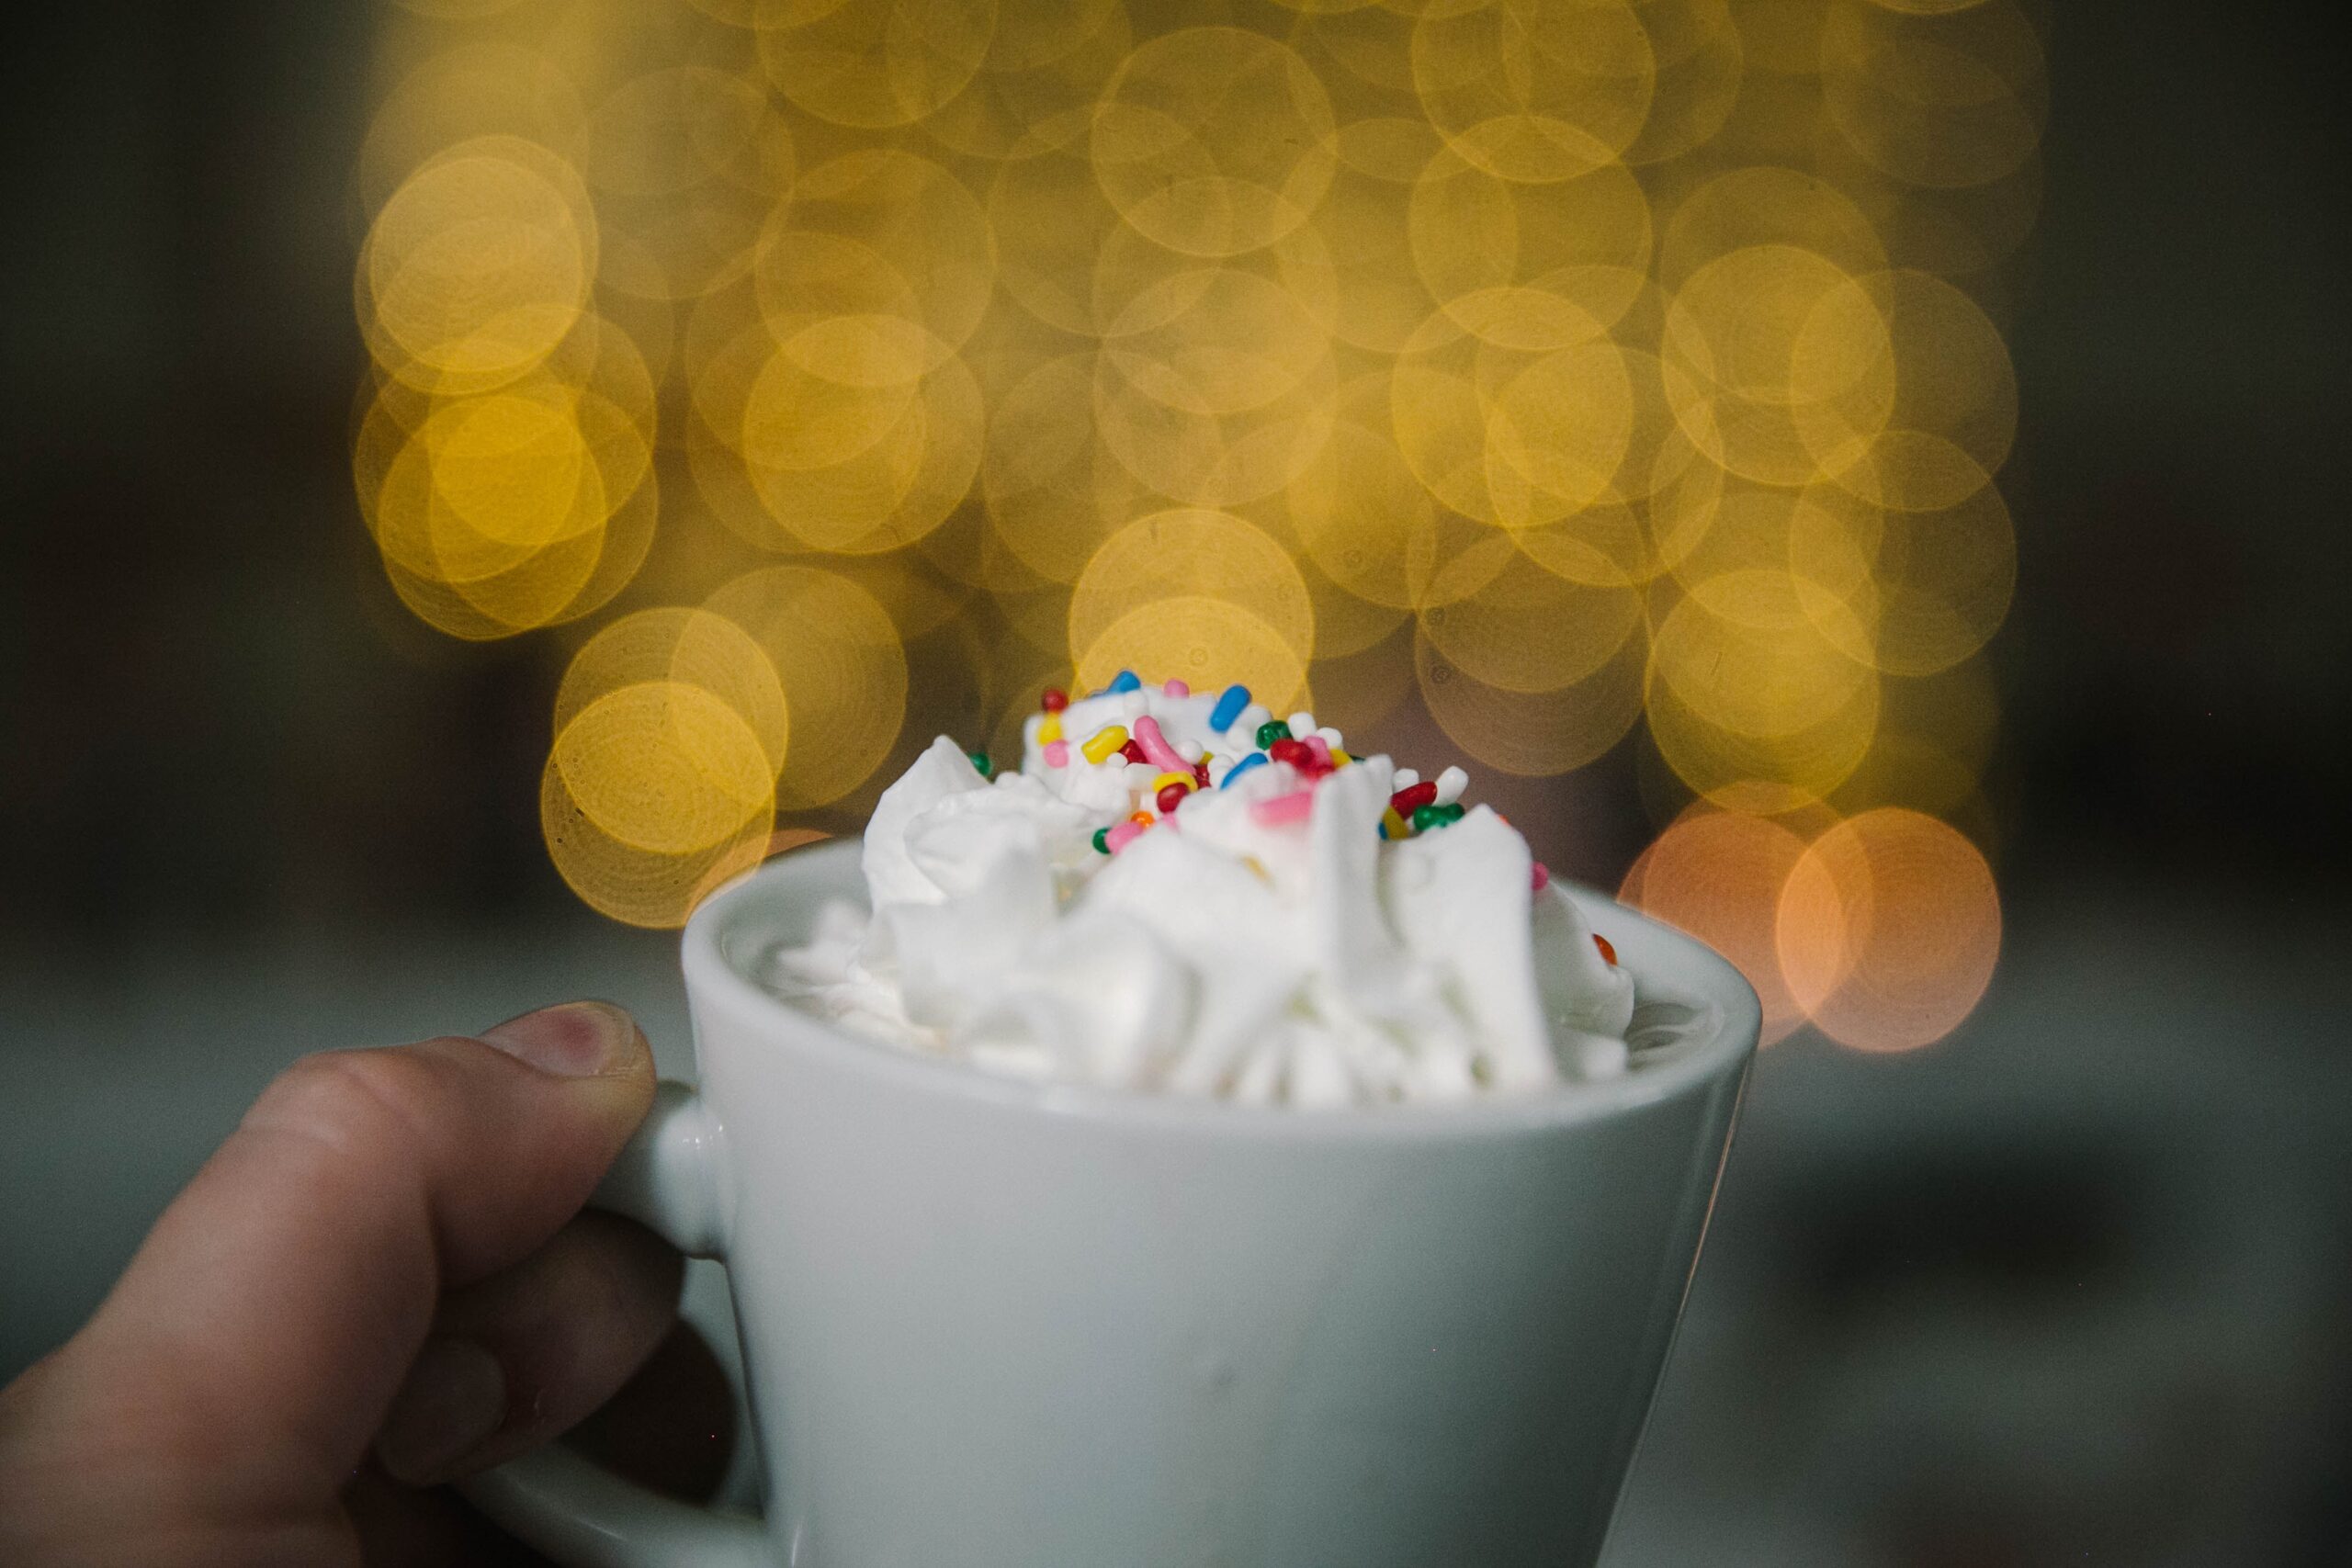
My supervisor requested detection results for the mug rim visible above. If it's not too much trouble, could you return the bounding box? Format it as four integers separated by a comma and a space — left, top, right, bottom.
681, 837, 1760, 1144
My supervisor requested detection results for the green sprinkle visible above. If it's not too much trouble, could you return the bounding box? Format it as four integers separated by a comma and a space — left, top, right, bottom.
1411, 802, 1466, 832
1254, 719, 1292, 749
968, 750, 994, 779
1091, 826, 1111, 854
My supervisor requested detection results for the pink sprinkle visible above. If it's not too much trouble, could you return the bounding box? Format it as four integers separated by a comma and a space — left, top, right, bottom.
1162, 679, 1190, 696
1105, 818, 1147, 852
1250, 789, 1315, 827
1531, 861, 1550, 891
1301, 734, 1332, 769
1130, 714, 1188, 773
1044, 739, 1069, 768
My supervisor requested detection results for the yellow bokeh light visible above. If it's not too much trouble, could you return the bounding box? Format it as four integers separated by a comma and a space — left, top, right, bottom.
1820, 0, 2047, 190
351, 0, 2039, 981
1410, 0, 1657, 183
756, 0, 999, 130
1077, 598, 1309, 717
705, 566, 908, 809
1069, 509, 1314, 669
554, 682, 775, 855
555, 608, 791, 778
1419, 552, 1644, 694
1416, 625, 1649, 776
1091, 27, 1336, 258
362, 137, 595, 392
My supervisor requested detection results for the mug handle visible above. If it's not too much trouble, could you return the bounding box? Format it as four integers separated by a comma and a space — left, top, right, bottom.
458, 1081, 770, 1568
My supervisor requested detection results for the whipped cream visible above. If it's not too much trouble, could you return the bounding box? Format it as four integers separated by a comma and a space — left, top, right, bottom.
758, 680, 1635, 1108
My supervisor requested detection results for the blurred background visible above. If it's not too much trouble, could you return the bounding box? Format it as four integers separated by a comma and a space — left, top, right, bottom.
3, 1, 2347, 1562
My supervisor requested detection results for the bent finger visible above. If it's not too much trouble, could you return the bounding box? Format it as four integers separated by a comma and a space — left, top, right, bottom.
375, 1211, 683, 1486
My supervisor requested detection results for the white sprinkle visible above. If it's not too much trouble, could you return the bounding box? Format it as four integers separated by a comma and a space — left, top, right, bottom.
1316, 726, 1344, 750
1177, 738, 1205, 762
1122, 691, 1148, 719
1287, 711, 1316, 737
1393, 768, 1420, 789
1125, 761, 1159, 789
1434, 765, 1468, 805
1237, 703, 1270, 736
1206, 755, 1232, 784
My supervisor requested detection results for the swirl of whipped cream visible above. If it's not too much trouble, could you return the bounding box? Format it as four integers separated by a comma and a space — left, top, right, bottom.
760, 683, 1634, 1108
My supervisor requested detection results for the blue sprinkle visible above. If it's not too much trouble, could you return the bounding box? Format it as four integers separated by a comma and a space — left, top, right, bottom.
1220, 752, 1268, 789
1108, 670, 1141, 694
1377, 819, 1390, 840
1208, 682, 1250, 733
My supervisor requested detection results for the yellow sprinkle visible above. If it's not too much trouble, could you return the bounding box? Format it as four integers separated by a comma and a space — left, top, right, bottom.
1331, 749, 1351, 766
1241, 855, 1270, 884
1151, 770, 1193, 795
1081, 724, 1128, 764
1382, 807, 1409, 840
1038, 715, 1062, 743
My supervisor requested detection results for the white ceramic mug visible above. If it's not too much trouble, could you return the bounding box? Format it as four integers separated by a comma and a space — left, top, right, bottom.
462, 839, 1758, 1568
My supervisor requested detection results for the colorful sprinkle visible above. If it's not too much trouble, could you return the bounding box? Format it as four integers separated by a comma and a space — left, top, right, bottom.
1250, 789, 1315, 827
1254, 718, 1291, 749
1267, 737, 1314, 770
1193, 760, 1211, 787
1162, 678, 1190, 696
1220, 753, 1268, 788
1041, 687, 1068, 714
1381, 807, 1409, 840
1330, 749, 1351, 766
1081, 724, 1129, 763
1108, 670, 1142, 694
1091, 826, 1111, 854
1593, 933, 1617, 966
1531, 862, 1550, 891
1044, 739, 1069, 768
1131, 714, 1188, 773
1155, 782, 1191, 815
1038, 714, 1062, 743
968, 751, 993, 779
1391, 781, 1436, 815
1207, 684, 1250, 733
1151, 769, 1193, 795
1411, 802, 1466, 832
1106, 818, 1147, 853
1119, 739, 1148, 764
1300, 734, 1333, 770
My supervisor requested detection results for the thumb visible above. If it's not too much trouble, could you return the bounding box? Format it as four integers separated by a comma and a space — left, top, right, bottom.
18, 1001, 657, 1528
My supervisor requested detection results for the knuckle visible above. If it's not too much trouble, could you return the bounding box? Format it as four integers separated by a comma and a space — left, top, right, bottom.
246, 1044, 464, 1160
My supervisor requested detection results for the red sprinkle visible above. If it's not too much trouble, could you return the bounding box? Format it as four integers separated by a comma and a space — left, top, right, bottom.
1592, 933, 1617, 966
1118, 739, 1148, 765
1041, 686, 1068, 713
1155, 782, 1190, 815
1531, 862, 1550, 891
1268, 737, 1314, 770
1391, 781, 1437, 815
1193, 760, 1211, 787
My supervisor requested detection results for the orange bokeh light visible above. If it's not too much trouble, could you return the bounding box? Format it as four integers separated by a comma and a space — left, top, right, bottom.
1775, 807, 2001, 1053
1622, 807, 1813, 1045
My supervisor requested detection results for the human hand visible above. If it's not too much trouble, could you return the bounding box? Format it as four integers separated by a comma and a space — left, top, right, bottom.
0, 1001, 685, 1567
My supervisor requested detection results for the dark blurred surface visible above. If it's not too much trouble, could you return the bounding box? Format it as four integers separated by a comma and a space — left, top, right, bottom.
3, 4, 2348, 1565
